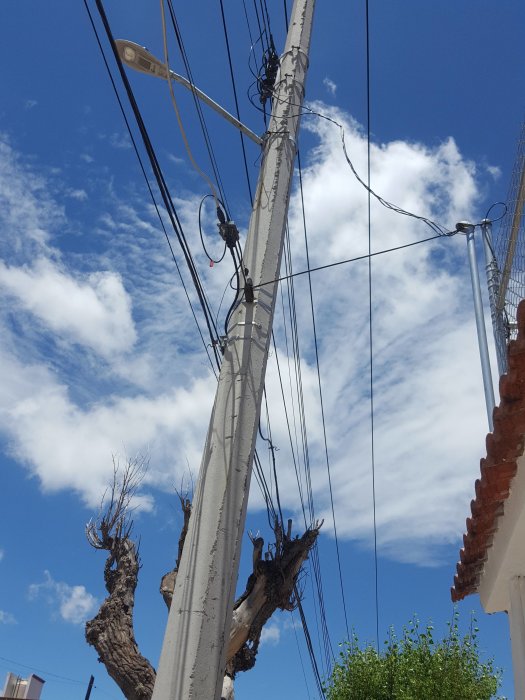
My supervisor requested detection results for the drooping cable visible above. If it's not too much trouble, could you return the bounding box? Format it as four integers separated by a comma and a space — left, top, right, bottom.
165, 0, 231, 215
92, 0, 223, 370
365, 0, 380, 652
281, 225, 334, 671
218, 0, 255, 203
297, 150, 351, 640
294, 588, 327, 699
84, 0, 219, 372
160, 0, 221, 208
198, 194, 227, 265
252, 232, 454, 290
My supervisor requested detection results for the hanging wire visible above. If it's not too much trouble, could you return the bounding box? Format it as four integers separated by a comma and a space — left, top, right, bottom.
160, 0, 221, 208
218, 0, 255, 204
85, 0, 221, 372
365, 0, 381, 652
297, 149, 351, 640
165, 0, 231, 215
198, 194, 227, 265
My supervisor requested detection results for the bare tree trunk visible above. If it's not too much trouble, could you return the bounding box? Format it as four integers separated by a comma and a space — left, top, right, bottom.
85, 460, 156, 700
86, 460, 321, 700
86, 537, 156, 700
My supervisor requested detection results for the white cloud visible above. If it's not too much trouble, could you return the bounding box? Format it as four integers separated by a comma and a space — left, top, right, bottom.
66, 188, 88, 201
28, 570, 98, 624
486, 164, 501, 180
0, 109, 500, 565
260, 622, 280, 646
24, 100, 38, 110
0, 258, 137, 358
0, 611, 15, 624
323, 77, 337, 96
0, 611, 17, 624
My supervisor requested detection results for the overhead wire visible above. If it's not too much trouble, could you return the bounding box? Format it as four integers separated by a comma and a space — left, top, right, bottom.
165, 0, 231, 215
198, 194, 227, 265
253, 232, 456, 290
160, 0, 221, 209
365, 0, 381, 652
297, 150, 351, 640
91, 0, 224, 370
218, 0, 255, 203
84, 0, 220, 372
280, 224, 335, 672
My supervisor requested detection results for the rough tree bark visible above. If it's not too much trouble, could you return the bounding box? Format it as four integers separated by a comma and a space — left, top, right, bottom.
86, 460, 321, 700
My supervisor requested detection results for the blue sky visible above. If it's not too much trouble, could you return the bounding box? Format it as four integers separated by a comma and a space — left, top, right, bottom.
1, 1, 524, 699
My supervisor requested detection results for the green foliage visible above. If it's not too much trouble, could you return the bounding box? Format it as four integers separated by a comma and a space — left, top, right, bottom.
325, 611, 503, 700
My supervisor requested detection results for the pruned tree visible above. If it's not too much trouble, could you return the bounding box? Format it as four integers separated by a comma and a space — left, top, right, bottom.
86, 458, 321, 700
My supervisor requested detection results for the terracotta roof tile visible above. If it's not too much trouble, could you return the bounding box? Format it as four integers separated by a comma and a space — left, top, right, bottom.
451, 299, 525, 602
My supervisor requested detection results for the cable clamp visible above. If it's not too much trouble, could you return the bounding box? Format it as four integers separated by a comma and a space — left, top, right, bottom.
245, 277, 254, 303
218, 220, 240, 249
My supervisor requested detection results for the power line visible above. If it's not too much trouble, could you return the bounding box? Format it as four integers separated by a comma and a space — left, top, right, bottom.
253, 232, 454, 289
83, 0, 220, 373
0, 656, 84, 686
296, 150, 351, 639
165, 0, 231, 216
365, 0, 380, 652
218, 0, 255, 204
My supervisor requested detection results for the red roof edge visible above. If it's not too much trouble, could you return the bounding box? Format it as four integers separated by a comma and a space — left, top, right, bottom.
451, 299, 525, 602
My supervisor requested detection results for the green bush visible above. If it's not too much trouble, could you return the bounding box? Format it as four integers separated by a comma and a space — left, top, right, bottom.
324, 612, 503, 700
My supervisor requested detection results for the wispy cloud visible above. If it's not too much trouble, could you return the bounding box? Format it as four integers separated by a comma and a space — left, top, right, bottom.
0, 107, 494, 564
323, 77, 337, 96
260, 622, 281, 646
66, 188, 88, 201
28, 570, 98, 624
0, 610, 17, 625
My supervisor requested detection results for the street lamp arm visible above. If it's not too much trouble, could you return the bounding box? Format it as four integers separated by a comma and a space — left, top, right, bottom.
115, 40, 263, 146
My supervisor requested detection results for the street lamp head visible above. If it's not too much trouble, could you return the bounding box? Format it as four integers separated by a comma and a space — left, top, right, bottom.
456, 221, 476, 235
115, 40, 168, 80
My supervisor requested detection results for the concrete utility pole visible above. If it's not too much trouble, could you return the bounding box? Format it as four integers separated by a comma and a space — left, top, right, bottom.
151, 2, 315, 699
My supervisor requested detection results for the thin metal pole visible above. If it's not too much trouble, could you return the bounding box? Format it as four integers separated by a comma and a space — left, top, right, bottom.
466, 228, 496, 431
481, 219, 508, 376
151, 2, 316, 699
84, 675, 95, 700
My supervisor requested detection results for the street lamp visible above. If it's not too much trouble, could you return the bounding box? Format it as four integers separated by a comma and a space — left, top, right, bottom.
115, 40, 263, 146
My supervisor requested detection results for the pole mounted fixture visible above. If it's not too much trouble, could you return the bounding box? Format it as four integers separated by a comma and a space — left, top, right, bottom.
115, 40, 263, 146
150, 1, 316, 698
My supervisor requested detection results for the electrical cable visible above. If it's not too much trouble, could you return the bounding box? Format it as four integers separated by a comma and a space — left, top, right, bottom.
84, 0, 219, 372
160, 0, 221, 208
294, 589, 327, 699
280, 220, 335, 671
218, 0, 255, 204
93, 0, 223, 369
297, 149, 351, 640
259, 92, 457, 238
0, 656, 84, 686
365, 0, 380, 653
253, 232, 454, 289
290, 609, 313, 700
165, 0, 231, 216
198, 194, 227, 264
